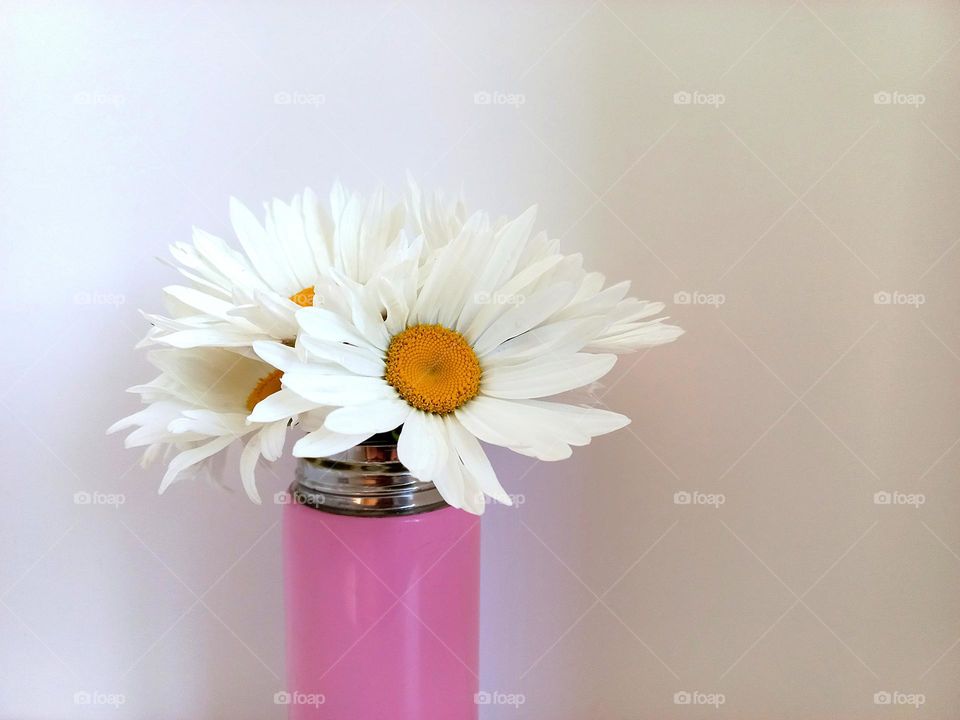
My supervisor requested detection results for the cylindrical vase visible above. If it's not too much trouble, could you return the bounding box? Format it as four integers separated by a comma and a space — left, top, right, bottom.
282, 440, 480, 719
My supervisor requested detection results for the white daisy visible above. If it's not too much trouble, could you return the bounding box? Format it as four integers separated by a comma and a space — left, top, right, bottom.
144, 180, 465, 350
108, 347, 313, 502
259, 207, 682, 514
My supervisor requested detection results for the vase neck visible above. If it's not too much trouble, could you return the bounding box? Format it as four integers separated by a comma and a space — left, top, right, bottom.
291, 442, 447, 517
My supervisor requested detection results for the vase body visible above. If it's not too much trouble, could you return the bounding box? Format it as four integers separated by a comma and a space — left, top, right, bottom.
282, 442, 481, 719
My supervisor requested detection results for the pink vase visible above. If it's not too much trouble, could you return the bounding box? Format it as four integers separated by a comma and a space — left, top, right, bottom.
282, 441, 481, 719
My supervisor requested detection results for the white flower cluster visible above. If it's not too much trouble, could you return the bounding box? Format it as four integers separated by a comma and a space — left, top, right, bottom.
110, 180, 682, 513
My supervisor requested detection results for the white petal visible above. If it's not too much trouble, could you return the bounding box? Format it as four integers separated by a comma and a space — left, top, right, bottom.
471, 282, 577, 355
230, 289, 300, 339
191, 228, 267, 291
458, 207, 538, 337
482, 353, 616, 399
282, 371, 392, 406
457, 396, 627, 462
299, 336, 385, 377
609, 298, 666, 324
153, 327, 267, 349
259, 420, 287, 461
340, 278, 390, 350
519, 398, 631, 436
302, 187, 333, 268
297, 407, 331, 432
239, 433, 264, 503
108, 400, 179, 436
397, 411, 448, 484
269, 196, 317, 291
456, 253, 563, 337
252, 341, 301, 372
334, 192, 364, 280
323, 397, 411, 435
554, 280, 630, 322
445, 416, 511, 505
484, 317, 606, 366
163, 285, 237, 320
511, 441, 573, 461
168, 409, 246, 436
588, 322, 684, 352
454, 400, 517, 449
159, 435, 234, 493
412, 216, 485, 327
168, 239, 232, 292
297, 307, 378, 351
378, 276, 411, 335
230, 197, 298, 293
293, 427, 370, 457
433, 429, 467, 511
247, 388, 316, 423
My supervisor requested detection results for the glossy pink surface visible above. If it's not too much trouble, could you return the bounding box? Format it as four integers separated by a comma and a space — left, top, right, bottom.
283, 502, 480, 719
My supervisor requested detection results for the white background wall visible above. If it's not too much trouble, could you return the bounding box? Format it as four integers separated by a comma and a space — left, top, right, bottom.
2, 1, 960, 717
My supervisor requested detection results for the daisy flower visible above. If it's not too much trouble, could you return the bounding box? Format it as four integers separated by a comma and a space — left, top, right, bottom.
254, 207, 683, 514
108, 346, 314, 502
144, 180, 464, 350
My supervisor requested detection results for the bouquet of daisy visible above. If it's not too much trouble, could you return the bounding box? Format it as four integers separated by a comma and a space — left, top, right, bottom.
110, 181, 682, 513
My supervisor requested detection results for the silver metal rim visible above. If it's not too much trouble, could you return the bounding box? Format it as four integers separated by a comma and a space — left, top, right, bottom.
290, 442, 448, 517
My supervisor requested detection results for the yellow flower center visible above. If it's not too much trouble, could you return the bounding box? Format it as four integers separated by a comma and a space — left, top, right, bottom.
289, 286, 315, 307
384, 324, 481, 415
246, 369, 283, 413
